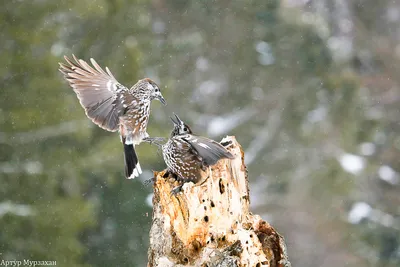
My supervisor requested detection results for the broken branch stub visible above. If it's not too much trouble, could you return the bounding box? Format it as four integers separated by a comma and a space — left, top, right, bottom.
148, 136, 291, 267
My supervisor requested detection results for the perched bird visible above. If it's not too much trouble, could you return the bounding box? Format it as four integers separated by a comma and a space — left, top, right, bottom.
162, 114, 234, 189
59, 55, 166, 179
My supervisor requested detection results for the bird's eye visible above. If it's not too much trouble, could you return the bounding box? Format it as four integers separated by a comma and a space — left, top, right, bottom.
183, 127, 187, 131
155, 88, 159, 92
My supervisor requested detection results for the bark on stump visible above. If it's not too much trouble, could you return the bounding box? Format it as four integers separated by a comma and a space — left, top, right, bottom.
148, 136, 291, 267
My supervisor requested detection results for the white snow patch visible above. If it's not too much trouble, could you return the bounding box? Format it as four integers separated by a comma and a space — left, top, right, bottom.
255, 41, 271, 54
306, 106, 327, 123
0, 201, 35, 217
255, 41, 275, 65
378, 165, 399, 185
327, 36, 353, 62
207, 108, 257, 137
347, 202, 397, 228
24, 161, 43, 175
146, 193, 153, 208
0, 161, 42, 175
348, 202, 371, 224
370, 209, 395, 228
338, 153, 365, 175
359, 142, 375, 156
258, 53, 275, 66
387, 6, 400, 22
197, 80, 221, 95
195, 57, 209, 71
51, 42, 65, 56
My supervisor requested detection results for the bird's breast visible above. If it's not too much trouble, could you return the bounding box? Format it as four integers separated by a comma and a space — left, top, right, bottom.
162, 138, 202, 181
119, 103, 150, 144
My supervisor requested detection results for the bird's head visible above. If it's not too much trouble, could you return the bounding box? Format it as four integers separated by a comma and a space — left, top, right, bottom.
170, 113, 193, 137
136, 78, 166, 105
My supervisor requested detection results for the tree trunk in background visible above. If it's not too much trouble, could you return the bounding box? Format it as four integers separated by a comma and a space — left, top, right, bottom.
147, 137, 291, 267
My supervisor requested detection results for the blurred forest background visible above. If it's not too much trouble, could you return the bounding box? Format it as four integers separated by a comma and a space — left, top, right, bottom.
1, 0, 400, 266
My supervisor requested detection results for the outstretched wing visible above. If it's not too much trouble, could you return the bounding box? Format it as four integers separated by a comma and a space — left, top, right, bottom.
183, 135, 234, 166
59, 55, 129, 131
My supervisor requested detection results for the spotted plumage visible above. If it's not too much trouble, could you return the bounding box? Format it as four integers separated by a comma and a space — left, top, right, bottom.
162, 114, 234, 186
59, 55, 166, 179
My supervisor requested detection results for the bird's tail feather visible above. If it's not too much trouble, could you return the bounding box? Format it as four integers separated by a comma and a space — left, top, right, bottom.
123, 141, 142, 179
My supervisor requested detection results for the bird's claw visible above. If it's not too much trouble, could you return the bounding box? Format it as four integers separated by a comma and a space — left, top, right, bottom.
170, 184, 184, 196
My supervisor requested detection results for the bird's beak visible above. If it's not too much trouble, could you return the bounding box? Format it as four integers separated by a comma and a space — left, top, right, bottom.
170, 116, 177, 125
170, 113, 183, 125
157, 94, 167, 105
173, 113, 183, 125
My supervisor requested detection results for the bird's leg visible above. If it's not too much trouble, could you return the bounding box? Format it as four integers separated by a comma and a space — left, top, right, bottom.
200, 162, 208, 172
170, 183, 184, 196
170, 177, 200, 196
144, 136, 166, 143
169, 175, 187, 196
143, 136, 166, 147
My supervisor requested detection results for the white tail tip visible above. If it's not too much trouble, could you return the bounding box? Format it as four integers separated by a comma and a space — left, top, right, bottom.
128, 163, 143, 179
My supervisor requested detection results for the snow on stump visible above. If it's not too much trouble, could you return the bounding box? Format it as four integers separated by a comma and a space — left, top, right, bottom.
148, 136, 291, 267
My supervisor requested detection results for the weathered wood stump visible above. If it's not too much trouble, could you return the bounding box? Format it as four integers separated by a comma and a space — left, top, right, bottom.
148, 136, 291, 267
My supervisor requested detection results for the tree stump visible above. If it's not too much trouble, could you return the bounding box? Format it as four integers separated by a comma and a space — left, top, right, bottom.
148, 136, 291, 267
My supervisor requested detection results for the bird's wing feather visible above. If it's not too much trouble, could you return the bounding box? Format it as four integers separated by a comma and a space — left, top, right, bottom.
182, 135, 234, 166
59, 55, 128, 131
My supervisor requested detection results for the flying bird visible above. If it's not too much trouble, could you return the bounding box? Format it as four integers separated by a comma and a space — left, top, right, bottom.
59, 55, 166, 179
162, 114, 234, 191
